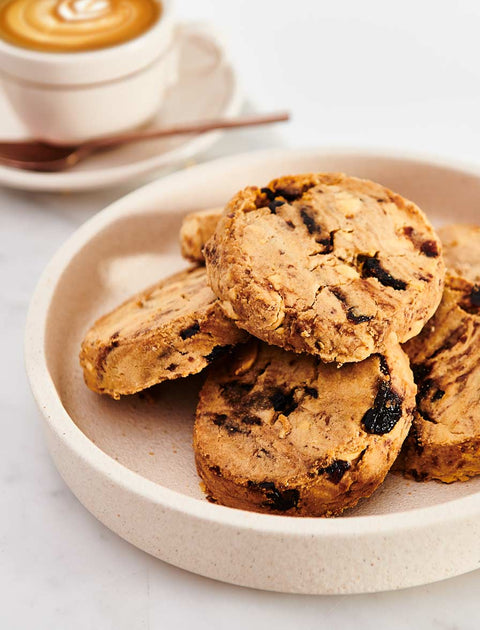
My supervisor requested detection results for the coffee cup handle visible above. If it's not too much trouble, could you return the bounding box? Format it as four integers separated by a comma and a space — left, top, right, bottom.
173, 22, 228, 76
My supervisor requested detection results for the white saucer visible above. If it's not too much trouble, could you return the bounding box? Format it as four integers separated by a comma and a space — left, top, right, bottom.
25, 148, 480, 594
0, 24, 241, 192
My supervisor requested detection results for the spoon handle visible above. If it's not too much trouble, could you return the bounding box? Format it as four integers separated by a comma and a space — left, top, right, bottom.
83, 111, 290, 150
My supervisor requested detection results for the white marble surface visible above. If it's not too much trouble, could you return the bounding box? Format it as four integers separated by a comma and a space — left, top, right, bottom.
3, 0, 480, 627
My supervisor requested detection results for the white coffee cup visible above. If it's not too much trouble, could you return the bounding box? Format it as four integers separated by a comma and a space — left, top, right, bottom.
0, 0, 179, 143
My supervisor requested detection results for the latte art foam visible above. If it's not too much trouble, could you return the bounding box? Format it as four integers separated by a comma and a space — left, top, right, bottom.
0, 0, 161, 52
56, 0, 111, 22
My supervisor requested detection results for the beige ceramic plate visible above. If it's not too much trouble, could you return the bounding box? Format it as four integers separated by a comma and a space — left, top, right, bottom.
26, 148, 480, 594
0, 23, 241, 192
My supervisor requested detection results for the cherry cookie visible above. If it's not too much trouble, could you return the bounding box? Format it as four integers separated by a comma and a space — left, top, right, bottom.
205, 173, 445, 363
402, 224, 480, 482
80, 266, 247, 398
194, 339, 415, 516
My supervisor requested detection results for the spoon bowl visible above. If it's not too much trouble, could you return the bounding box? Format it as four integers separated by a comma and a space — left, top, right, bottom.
0, 142, 84, 171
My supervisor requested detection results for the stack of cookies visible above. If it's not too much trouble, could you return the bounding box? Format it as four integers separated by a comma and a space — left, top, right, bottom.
80, 173, 480, 517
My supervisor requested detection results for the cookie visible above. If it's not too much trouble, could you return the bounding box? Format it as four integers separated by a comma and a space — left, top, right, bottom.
205, 173, 445, 363
80, 266, 248, 399
194, 339, 415, 516
180, 207, 222, 263
437, 224, 480, 283
402, 274, 480, 482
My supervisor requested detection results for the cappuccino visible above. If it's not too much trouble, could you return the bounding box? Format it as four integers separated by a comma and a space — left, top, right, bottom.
0, 0, 161, 52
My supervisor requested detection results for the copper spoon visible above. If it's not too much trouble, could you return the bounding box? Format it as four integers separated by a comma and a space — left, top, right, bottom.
0, 111, 290, 173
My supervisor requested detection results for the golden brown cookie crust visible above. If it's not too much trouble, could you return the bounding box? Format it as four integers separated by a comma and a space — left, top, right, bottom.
437, 224, 480, 284
80, 266, 247, 399
205, 173, 445, 363
402, 275, 480, 482
194, 339, 415, 517
180, 207, 222, 263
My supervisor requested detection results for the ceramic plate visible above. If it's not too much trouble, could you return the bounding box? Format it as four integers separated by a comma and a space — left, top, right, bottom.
25, 148, 480, 594
0, 23, 241, 192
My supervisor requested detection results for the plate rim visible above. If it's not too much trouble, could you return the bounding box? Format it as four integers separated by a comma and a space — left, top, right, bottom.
25, 145, 480, 540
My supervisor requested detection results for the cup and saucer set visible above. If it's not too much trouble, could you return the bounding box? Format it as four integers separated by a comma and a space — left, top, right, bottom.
0, 0, 241, 191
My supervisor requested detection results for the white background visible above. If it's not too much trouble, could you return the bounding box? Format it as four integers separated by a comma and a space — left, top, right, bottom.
2, 0, 480, 628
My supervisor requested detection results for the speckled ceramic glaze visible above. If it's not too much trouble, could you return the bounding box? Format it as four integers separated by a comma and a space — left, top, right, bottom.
25, 149, 480, 594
